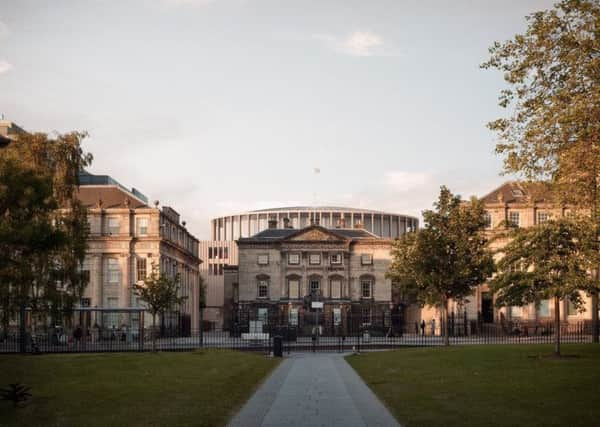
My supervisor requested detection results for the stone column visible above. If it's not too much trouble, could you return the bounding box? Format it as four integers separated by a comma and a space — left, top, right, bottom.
94, 255, 103, 308
121, 254, 132, 309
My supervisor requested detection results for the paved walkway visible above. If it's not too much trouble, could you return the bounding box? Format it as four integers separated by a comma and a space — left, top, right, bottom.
228, 353, 399, 427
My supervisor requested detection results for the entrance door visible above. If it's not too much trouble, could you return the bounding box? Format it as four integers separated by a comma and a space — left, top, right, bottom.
481, 292, 494, 323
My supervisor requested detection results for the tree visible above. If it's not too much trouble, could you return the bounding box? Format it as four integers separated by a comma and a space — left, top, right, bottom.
387, 187, 496, 346
0, 130, 92, 331
490, 218, 599, 356
133, 264, 186, 351
0, 159, 65, 339
482, 0, 600, 341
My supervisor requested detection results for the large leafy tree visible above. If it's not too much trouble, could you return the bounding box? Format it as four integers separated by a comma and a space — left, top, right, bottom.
0, 130, 92, 331
491, 218, 599, 356
133, 264, 186, 351
482, 0, 600, 341
387, 187, 495, 346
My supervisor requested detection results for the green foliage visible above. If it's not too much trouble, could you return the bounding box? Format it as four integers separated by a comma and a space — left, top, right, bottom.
132, 264, 186, 317
482, 0, 600, 203
1, 383, 32, 406
491, 218, 599, 308
0, 131, 92, 326
387, 186, 495, 345
491, 218, 600, 355
483, 0, 600, 342
133, 264, 186, 351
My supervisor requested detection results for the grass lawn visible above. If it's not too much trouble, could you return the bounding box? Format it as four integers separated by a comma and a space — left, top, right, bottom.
347, 344, 600, 427
0, 350, 279, 427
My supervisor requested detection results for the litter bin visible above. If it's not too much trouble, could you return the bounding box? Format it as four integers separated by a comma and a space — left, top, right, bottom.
273, 335, 283, 357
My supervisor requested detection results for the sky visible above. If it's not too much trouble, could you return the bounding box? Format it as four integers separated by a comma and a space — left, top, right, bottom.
0, 0, 556, 239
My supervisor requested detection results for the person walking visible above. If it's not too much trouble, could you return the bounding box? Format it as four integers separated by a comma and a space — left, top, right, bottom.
420, 320, 426, 336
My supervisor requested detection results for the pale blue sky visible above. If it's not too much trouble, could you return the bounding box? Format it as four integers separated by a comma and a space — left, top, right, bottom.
0, 0, 554, 238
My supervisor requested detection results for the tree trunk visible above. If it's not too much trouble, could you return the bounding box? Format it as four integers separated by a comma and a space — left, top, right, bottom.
152, 313, 156, 352
442, 298, 450, 347
554, 296, 561, 357
592, 291, 599, 344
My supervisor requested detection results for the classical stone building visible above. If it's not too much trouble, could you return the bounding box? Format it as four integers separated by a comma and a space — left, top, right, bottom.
224, 221, 398, 333
74, 171, 202, 332
474, 181, 594, 326
201, 207, 418, 328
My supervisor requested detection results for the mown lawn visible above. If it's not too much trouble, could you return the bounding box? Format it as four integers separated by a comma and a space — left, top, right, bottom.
347, 344, 600, 427
0, 350, 279, 427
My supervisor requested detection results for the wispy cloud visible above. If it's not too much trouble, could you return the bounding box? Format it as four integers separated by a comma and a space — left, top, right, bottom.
0, 60, 13, 75
312, 31, 399, 57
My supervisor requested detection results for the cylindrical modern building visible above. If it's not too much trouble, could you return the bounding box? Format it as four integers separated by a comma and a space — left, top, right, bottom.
210, 206, 418, 241
200, 206, 418, 327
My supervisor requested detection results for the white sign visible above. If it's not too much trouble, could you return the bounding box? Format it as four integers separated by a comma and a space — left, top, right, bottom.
311, 301, 324, 309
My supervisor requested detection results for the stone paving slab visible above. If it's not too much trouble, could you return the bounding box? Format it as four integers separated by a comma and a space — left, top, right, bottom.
228, 353, 399, 427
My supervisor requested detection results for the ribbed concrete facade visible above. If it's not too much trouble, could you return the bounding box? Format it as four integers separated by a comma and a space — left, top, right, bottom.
201, 207, 418, 327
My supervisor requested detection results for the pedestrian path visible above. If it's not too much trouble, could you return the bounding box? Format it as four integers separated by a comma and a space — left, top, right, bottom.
228, 353, 399, 427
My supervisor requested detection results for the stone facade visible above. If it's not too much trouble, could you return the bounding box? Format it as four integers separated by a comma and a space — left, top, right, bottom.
226, 224, 395, 332
202, 207, 418, 328
74, 172, 202, 332
474, 181, 594, 326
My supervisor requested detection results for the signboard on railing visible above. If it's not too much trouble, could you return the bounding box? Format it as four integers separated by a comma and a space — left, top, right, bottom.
311, 301, 324, 309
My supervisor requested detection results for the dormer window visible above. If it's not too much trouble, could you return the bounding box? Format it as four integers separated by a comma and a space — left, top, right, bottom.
258, 254, 269, 265
361, 254, 373, 265
330, 253, 342, 265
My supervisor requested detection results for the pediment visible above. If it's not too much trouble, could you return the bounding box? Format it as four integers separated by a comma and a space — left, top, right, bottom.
286, 227, 345, 242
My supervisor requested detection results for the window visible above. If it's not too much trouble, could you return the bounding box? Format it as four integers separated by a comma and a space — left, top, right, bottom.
537, 212, 550, 224
568, 298, 578, 316
508, 211, 520, 228
330, 279, 342, 299
510, 306, 522, 318
361, 280, 372, 298
361, 254, 373, 265
483, 212, 492, 229
330, 253, 342, 265
288, 279, 300, 299
258, 280, 269, 298
223, 247, 229, 259
136, 217, 148, 236
289, 308, 298, 326
208, 247, 213, 259
538, 299, 550, 317
107, 217, 120, 234
258, 254, 269, 265
136, 258, 147, 282
309, 254, 321, 265
361, 307, 371, 325
218, 247, 223, 259
107, 258, 120, 284
288, 253, 300, 265
258, 308, 268, 324
333, 308, 341, 326
310, 280, 320, 296
219, 264, 223, 275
